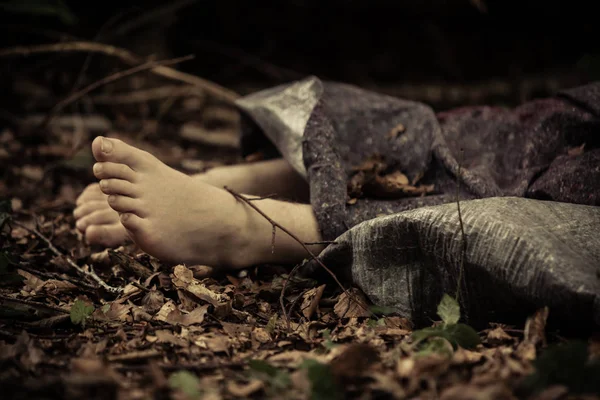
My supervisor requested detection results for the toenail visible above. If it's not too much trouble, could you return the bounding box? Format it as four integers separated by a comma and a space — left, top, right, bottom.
100, 180, 108, 189
76, 220, 86, 230
93, 163, 101, 174
120, 213, 129, 222
108, 195, 116, 204
101, 138, 113, 153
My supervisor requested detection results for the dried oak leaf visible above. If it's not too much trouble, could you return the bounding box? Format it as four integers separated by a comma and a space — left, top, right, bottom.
300, 284, 326, 320
171, 265, 232, 317
18, 269, 77, 294
155, 329, 188, 347
516, 307, 549, 361
486, 326, 514, 346
329, 343, 380, 378
334, 288, 371, 318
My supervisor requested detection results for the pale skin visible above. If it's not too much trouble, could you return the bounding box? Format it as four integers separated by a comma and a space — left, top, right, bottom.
73, 136, 324, 269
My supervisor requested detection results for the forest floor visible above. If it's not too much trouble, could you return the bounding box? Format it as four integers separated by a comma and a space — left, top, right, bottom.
0, 42, 599, 400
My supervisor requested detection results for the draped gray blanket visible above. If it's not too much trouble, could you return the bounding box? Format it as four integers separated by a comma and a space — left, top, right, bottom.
235, 77, 600, 329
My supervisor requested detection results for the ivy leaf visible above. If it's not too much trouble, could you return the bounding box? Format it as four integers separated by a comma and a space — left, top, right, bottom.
437, 294, 460, 325
168, 370, 202, 399
300, 359, 342, 400
70, 299, 94, 327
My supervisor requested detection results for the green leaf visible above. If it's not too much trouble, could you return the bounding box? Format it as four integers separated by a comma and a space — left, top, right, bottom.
416, 337, 454, 358
520, 341, 600, 396
248, 359, 280, 377
369, 305, 397, 315
412, 323, 480, 350
437, 294, 460, 325
0, 0, 78, 25
70, 299, 94, 327
248, 360, 290, 390
168, 370, 202, 399
265, 314, 278, 335
300, 359, 342, 400
320, 329, 338, 351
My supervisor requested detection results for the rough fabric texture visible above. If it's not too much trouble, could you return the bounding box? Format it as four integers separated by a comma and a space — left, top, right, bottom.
314, 197, 600, 330
235, 77, 600, 328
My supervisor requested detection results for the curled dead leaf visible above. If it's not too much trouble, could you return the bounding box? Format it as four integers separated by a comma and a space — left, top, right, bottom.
334, 288, 371, 318
300, 284, 326, 320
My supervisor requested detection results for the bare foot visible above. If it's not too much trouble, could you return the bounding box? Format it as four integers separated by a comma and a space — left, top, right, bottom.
90, 136, 252, 267
73, 183, 129, 247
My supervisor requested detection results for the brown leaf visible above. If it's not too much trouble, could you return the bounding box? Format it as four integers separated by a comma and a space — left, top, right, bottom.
179, 305, 209, 326
300, 284, 326, 320
94, 302, 132, 322
251, 327, 272, 347
172, 265, 232, 317
368, 171, 434, 198
334, 288, 371, 318
221, 322, 252, 337
516, 307, 548, 360
18, 269, 78, 294
440, 383, 517, 400
329, 343, 380, 378
486, 327, 514, 345
351, 154, 387, 173
142, 289, 165, 314
567, 143, 585, 156
194, 333, 229, 354
155, 329, 188, 347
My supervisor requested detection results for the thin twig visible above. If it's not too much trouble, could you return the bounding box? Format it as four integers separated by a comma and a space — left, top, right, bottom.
12, 221, 122, 293
0, 41, 240, 103
42, 54, 194, 128
454, 149, 467, 303
90, 85, 202, 104
246, 194, 279, 201
224, 187, 371, 331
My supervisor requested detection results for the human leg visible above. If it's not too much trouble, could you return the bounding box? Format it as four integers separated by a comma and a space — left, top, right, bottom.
81, 136, 322, 267
74, 146, 308, 247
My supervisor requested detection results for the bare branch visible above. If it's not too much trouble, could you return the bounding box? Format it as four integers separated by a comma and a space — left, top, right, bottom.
224, 187, 374, 330
0, 41, 240, 103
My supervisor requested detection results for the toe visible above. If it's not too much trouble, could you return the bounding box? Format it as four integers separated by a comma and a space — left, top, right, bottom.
76, 183, 104, 205
85, 224, 129, 247
99, 179, 138, 197
91, 136, 152, 169
119, 212, 147, 233
77, 209, 120, 231
107, 195, 144, 215
73, 200, 109, 219
93, 162, 136, 181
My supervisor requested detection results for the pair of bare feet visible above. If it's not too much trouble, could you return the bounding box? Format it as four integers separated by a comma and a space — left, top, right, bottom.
73, 137, 322, 269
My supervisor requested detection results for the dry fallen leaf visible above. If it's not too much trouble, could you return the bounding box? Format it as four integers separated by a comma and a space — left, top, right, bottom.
334, 288, 371, 318
300, 284, 326, 320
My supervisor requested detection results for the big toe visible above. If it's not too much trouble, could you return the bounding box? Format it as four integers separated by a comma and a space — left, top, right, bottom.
91, 136, 152, 169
